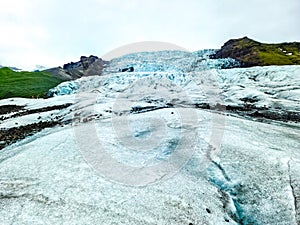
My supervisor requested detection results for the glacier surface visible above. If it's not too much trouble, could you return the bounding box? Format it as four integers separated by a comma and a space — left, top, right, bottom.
1, 50, 300, 224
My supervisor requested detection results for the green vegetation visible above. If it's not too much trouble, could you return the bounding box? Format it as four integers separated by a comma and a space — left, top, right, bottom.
258, 42, 300, 66
0, 67, 63, 99
216, 37, 300, 67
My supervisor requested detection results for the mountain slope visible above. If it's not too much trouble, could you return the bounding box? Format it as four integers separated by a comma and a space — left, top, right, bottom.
0, 67, 63, 99
212, 37, 300, 67
0, 56, 106, 99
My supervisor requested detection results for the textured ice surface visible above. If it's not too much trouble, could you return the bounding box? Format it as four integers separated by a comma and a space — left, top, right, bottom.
1, 108, 299, 224
49, 51, 300, 118
1, 50, 300, 224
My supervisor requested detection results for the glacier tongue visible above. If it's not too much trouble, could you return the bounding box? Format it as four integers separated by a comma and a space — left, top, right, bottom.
0, 50, 300, 224
49, 51, 300, 122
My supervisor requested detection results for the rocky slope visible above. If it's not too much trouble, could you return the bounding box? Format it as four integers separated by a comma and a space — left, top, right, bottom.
212, 37, 300, 67
45, 55, 106, 81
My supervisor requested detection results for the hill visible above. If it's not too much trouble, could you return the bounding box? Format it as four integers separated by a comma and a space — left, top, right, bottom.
0, 67, 63, 99
212, 37, 300, 67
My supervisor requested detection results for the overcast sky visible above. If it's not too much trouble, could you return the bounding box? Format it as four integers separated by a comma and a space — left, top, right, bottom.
0, 0, 299, 70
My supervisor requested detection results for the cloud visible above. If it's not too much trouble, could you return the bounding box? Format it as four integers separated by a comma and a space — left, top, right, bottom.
0, 0, 299, 69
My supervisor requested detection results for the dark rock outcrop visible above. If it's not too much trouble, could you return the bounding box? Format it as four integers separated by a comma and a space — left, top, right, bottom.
80, 55, 98, 69
45, 55, 106, 81
119, 66, 134, 72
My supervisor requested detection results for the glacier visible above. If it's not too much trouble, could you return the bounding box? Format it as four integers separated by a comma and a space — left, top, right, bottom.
0, 50, 300, 225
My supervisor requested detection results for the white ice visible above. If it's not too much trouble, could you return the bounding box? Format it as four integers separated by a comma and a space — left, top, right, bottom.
0, 50, 300, 224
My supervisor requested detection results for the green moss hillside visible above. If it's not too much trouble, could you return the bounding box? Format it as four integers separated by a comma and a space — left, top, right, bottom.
214, 37, 300, 67
0, 67, 63, 99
